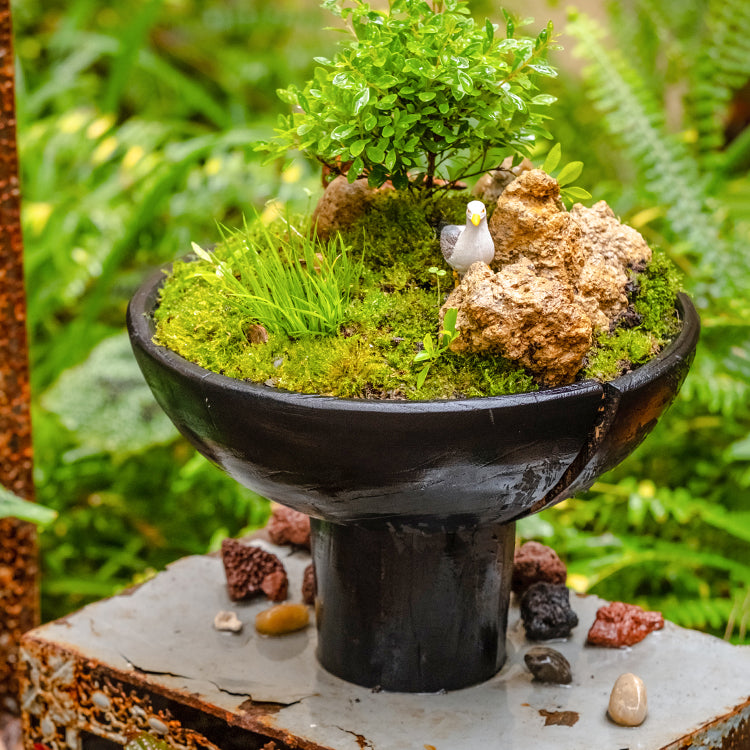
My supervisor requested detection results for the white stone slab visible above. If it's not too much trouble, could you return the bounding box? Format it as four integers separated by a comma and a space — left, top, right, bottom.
33, 547, 750, 750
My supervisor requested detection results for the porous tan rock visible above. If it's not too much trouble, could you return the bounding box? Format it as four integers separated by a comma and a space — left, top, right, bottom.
571, 201, 652, 270
472, 156, 534, 205
311, 175, 375, 240
446, 169, 660, 383
576, 252, 631, 332
608, 673, 648, 727
571, 201, 652, 331
442, 260, 592, 387
488, 169, 584, 282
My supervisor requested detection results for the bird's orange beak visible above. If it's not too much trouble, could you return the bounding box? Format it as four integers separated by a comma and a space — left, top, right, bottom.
471, 212, 482, 227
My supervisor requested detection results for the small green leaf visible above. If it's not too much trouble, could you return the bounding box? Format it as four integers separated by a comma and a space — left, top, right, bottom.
457, 70, 473, 93
350, 155, 364, 177
443, 308, 458, 332
416, 365, 430, 389
349, 139, 368, 157
331, 123, 356, 140
542, 142, 561, 173
418, 91, 436, 102
352, 88, 370, 115
377, 74, 399, 88
561, 185, 592, 200
532, 94, 557, 106
366, 144, 386, 162
190, 242, 213, 262
413, 350, 432, 363
333, 72, 351, 88
556, 160, 584, 186
376, 93, 398, 109
0, 486, 57, 526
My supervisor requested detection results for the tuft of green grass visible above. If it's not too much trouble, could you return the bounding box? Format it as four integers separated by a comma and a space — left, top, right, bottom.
185, 215, 363, 339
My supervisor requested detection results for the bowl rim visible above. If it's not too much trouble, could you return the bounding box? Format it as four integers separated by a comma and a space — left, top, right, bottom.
127, 259, 700, 415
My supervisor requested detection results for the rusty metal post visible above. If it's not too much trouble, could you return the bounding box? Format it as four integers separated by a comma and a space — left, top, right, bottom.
0, 0, 38, 717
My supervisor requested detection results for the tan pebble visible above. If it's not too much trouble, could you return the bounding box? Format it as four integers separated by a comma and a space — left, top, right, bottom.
213, 610, 243, 633
255, 603, 309, 636
608, 672, 647, 726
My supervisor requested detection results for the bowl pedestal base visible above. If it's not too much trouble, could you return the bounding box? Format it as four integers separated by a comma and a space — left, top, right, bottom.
313, 518, 516, 692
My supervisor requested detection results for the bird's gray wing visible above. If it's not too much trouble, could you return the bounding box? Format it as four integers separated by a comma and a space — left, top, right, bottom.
440, 224, 463, 261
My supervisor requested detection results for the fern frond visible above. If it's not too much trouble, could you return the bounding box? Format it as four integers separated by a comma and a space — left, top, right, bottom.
724, 587, 750, 642
660, 594, 737, 632
680, 326, 750, 415
687, 0, 750, 170
566, 11, 738, 300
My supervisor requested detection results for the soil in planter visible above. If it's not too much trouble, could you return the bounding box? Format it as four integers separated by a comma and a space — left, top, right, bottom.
152, 189, 682, 401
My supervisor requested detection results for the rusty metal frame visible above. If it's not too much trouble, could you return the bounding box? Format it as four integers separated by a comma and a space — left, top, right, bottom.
0, 0, 38, 718
20, 635, 305, 750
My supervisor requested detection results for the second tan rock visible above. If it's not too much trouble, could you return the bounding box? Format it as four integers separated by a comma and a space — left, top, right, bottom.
442, 260, 592, 387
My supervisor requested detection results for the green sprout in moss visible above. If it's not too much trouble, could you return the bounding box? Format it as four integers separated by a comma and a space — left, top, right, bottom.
414, 308, 460, 389
428, 265, 447, 304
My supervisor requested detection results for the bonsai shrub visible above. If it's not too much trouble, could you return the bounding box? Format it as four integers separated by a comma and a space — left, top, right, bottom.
261, 0, 558, 189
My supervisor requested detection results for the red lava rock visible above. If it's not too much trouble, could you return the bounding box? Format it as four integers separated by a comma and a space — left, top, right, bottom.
512, 541, 567, 595
260, 570, 289, 603
221, 538, 288, 602
587, 601, 665, 647
266, 504, 311, 549
302, 563, 316, 605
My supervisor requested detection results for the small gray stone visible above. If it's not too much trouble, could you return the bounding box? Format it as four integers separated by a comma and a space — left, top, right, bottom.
608, 672, 648, 726
524, 646, 572, 684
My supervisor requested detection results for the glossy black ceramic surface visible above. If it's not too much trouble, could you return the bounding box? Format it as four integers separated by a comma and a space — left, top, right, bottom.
127, 261, 699, 692
127, 265, 698, 529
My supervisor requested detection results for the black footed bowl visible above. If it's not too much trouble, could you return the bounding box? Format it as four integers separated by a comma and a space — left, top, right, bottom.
128, 263, 699, 692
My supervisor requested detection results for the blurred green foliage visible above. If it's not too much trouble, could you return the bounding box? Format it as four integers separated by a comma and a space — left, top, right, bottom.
11, 0, 750, 641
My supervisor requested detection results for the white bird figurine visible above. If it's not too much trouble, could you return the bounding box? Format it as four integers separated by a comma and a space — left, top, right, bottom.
440, 200, 495, 275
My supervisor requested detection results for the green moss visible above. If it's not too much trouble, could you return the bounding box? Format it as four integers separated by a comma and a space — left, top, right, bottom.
583, 328, 658, 381
634, 250, 683, 340
340, 189, 466, 282
582, 249, 683, 381
154, 202, 683, 399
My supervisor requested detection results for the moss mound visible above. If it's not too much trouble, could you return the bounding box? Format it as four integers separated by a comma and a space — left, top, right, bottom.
153, 190, 682, 400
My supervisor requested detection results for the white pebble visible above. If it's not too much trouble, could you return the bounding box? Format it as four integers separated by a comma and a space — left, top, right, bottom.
148, 717, 169, 735
213, 610, 243, 633
91, 691, 111, 710
608, 672, 648, 726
